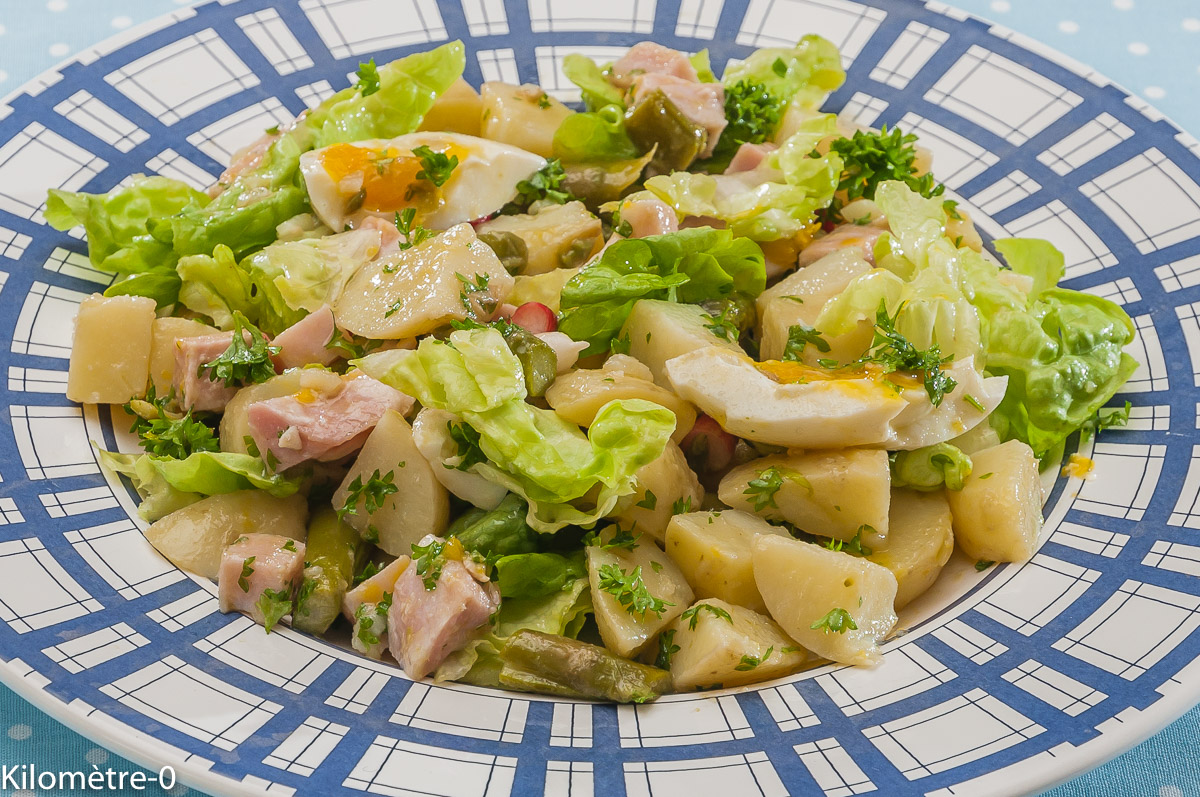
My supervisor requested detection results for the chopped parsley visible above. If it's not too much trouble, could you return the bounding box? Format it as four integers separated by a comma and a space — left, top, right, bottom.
943, 199, 963, 221
294, 576, 318, 616
447, 421, 487, 471
601, 527, 641, 551
636, 491, 658, 510
393, 207, 434, 251
610, 334, 632, 355
744, 466, 784, 511
238, 556, 256, 593
655, 629, 680, 670
852, 301, 956, 406
338, 468, 400, 523
964, 393, 986, 412
679, 603, 733, 630
707, 80, 784, 169
353, 561, 383, 586
975, 560, 995, 572
822, 525, 874, 557
671, 496, 693, 515
535, 92, 552, 109
703, 308, 740, 342
829, 125, 943, 210
256, 587, 293, 634
124, 387, 219, 460
596, 564, 671, 619
412, 539, 448, 591
355, 592, 392, 648
411, 144, 459, 188
197, 313, 278, 388
810, 607, 858, 634
782, 323, 831, 361
1081, 400, 1132, 442
457, 272, 497, 320
505, 159, 573, 212
281, 539, 297, 552
355, 58, 381, 97
735, 646, 774, 671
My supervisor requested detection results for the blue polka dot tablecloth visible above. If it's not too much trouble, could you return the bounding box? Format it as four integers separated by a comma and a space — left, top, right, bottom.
2, 1, 1200, 796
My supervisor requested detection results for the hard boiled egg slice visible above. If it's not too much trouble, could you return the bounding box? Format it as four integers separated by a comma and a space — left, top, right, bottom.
300, 132, 545, 232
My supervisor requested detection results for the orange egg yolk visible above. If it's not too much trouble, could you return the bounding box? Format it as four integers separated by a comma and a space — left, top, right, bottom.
320, 142, 470, 214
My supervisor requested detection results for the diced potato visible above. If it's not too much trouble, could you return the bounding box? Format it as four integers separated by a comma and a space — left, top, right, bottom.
545, 366, 697, 442
67, 294, 156, 404
335, 223, 513, 339
509, 266, 581, 313
587, 531, 694, 658
219, 369, 331, 454
148, 317, 219, 395
145, 490, 308, 580
476, 202, 603, 275
756, 248, 873, 363
664, 510, 790, 613
480, 82, 573, 158
417, 78, 484, 136
946, 440, 1043, 563
610, 442, 703, 543
753, 534, 898, 665
621, 299, 745, 387
868, 489, 954, 610
667, 599, 807, 690
718, 450, 890, 541
333, 410, 449, 556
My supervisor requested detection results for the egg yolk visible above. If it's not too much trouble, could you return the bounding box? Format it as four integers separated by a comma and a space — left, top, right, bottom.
319, 141, 471, 215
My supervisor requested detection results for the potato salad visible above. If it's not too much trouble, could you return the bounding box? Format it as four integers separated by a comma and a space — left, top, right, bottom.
54, 36, 1137, 702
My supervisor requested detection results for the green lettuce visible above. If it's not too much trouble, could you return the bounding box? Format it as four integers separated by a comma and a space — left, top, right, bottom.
97, 449, 303, 521
691, 50, 716, 82
176, 244, 299, 335
558, 226, 766, 354
242, 227, 380, 314
721, 34, 845, 111
357, 328, 676, 532
562, 53, 626, 111
448, 494, 539, 559
643, 114, 842, 241
891, 443, 972, 491
553, 104, 640, 162
494, 551, 587, 599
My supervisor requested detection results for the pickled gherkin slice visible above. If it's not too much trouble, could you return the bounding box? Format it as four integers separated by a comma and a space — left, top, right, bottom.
624, 90, 707, 173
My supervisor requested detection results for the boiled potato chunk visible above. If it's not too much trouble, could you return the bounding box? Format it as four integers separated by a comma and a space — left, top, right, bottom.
148, 317, 219, 395
509, 266, 581, 313
219, 369, 327, 454
145, 490, 308, 580
718, 450, 890, 541
668, 599, 807, 690
417, 78, 484, 136
868, 489, 954, 610
335, 223, 513, 339
480, 82, 573, 158
946, 440, 1043, 563
334, 410, 449, 556
545, 365, 696, 442
757, 248, 873, 363
753, 534, 898, 665
610, 442, 703, 543
621, 299, 745, 387
587, 531, 694, 658
664, 510, 790, 614
475, 201, 603, 275
67, 294, 155, 404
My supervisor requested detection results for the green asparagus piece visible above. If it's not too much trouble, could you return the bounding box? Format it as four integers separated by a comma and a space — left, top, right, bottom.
624, 90, 707, 173
497, 629, 673, 703
292, 507, 366, 634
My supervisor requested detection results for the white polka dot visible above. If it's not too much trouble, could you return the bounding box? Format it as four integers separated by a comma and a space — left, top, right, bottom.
46, 0, 67, 10
990, 0, 1011, 11
1161, 787, 1184, 797
1145, 86, 1166, 99
7, 724, 32, 741
48, 42, 70, 57
85, 748, 108, 766
0, 71, 8, 83
1128, 41, 1149, 55
1113, 0, 1134, 8
112, 15, 132, 28
1185, 18, 1200, 32
1058, 20, 1079, 33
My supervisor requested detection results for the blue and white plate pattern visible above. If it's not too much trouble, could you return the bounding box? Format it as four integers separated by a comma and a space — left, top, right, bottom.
1, 1, 1198, 795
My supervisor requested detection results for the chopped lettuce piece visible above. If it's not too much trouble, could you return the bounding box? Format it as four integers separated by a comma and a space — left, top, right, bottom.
721, 34, 845, 112
357, 328, 676, 532
494, 550, 588, 599
553, 104, 640, 162
993, 238, 1066, 299
557, 226, 766, 354
450, 494, 539, 559
242, 227, 380, 315
891, 443, 973, 491
562, 53, 626, 111
176, 244, 300, 335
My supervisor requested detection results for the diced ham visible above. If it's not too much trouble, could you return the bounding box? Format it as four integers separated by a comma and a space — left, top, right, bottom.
621, 197, 678, 238
246, 372, 413, 470
174, 332, 241, 412
610, 42, 699, 90
218, 533, 306, 624
388, 547, 500, 679
536, 331, 588, 374
727, 141, 779, 174
632, 74, 727, 158
273, 306, 339, 370
342, 556, 410, 622
358, 214, 404, 260
797, 220, 889, 269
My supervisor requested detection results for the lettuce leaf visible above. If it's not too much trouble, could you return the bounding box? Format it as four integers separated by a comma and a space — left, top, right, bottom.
643, 115, 842, 241
557, 226, 766, 354
176, 244, 301, 335
494, 551, 587, 599
553, 104, 640, 162
357, 328, 676, 532
242, 227, 380, 315
562, 53, 626, 111
721, 34, 845, 111
690, 50, 716, 83
449, 493, 539, 558
97, 448, 303, 522
993, 238, 1066, 299
891, 443, 972, 491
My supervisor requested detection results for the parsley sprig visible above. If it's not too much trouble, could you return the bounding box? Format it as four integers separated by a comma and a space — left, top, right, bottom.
829, 125, 943, 211
124, 387, 219, 460
412, 539, 448, 591
703, 308, 740, 342
655, 629, 680, 670
781, 323, 831, 361
355, 59, 380, 97
679, 603, 733, 630
393, 208, 434, 251
822, 525, 874, 557
256, 587, 292, 634
412, 144, 459, 188
810, 607, 858, 634
735, 646, 774, 671
597, 564, 671, 619
744, 466, 784, 511
845, 301, 957, 406
706, 80, 784, 170
197, 313, 278, 388
339, 467, 401, 543
503, 159, 573, 213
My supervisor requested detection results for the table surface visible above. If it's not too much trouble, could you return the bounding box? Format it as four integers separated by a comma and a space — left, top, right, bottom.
2, 1, 1199, 795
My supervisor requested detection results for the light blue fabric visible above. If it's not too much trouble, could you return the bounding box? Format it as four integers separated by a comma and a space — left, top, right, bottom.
1, 2, 1198, 795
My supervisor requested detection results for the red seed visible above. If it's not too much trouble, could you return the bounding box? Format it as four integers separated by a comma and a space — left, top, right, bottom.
681, 414, 738, 472
511, 302, 557, 334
